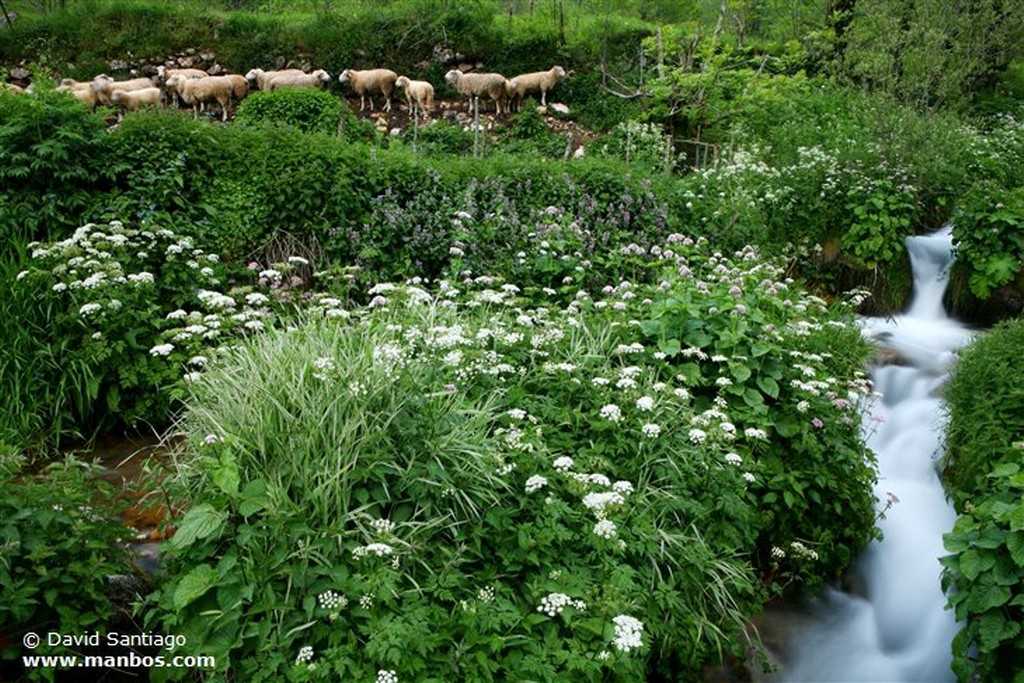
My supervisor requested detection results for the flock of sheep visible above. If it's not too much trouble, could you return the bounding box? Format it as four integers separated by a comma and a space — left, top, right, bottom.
25, 63, 569, 123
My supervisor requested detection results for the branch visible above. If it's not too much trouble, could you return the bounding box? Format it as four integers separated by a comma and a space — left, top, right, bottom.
597, 65, 647, 99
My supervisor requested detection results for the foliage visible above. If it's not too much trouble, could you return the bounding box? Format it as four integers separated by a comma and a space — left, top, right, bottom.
0, 85, 112, 249
952, 185, 1024, 299
235, 88, 343, 136
942, 320, 1024, 682
145, 217, 878, 679
12, 221, 274, 437
0, 452, 136, 671
594, 119, 674, 173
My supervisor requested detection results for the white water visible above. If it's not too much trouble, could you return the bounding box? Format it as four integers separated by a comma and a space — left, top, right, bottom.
776, 226, 973, 682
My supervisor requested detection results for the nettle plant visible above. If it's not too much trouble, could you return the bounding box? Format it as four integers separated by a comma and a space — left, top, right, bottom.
148, 229, 877, 680
16, 221, 276, 431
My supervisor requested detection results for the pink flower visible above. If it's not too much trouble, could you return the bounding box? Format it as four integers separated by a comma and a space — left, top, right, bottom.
811, 417, 824, 429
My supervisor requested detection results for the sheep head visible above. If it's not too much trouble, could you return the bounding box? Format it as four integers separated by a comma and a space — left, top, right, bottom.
338, 69, 353, 84
444, 69, 463, 87
395, 76, 410, 90
244, 68, 262, 84
552, 66, 567, 80
313, 69, 331, 83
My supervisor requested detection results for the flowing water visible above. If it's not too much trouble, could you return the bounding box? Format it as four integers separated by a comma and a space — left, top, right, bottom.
770, 226, 974, 682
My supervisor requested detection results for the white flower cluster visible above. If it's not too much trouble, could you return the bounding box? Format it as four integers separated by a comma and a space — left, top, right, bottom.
149, 343, 174, 357
317, 590, 347, 610
376, 670, 398, 683
296, 645, 314, 664
537, 592, 586, 617
612, 615, 644, 652
370, 518, 395, 535
525, 475, 548, 493
552, 456, 574, 472
641, 423, 661, 439
582, 491, 625, 518
477, 585, 496, 602
600, 404, 622, 422
352, 543, 394, 559
593, 519, 617, 539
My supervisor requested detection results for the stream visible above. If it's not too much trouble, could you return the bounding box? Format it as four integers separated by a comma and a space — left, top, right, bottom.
766, 226, 974, 681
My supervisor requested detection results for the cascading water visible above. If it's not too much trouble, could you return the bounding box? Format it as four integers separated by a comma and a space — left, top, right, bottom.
769, 226, 975, 682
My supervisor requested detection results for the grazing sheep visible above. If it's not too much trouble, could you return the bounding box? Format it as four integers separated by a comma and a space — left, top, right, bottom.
245, 68, 305, 92
2, 82, 24, 95
92, 75, 156, 107
444, 69, 509, 115
110, 86, 163, 120
266, 69, 331, 91
338, 68, 399, 112
506, 66, 567, 111
168, 74, 238, 121
225, 74, 250, 103
157, 67, 208, 107
395, 76, 434, 117
56, 79, 99, 110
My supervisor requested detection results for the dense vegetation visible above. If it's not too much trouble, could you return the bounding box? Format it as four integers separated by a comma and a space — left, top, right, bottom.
0, 0, 1022, 680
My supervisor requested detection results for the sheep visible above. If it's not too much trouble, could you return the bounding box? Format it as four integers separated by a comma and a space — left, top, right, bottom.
56, 79, 99, 110
225, 74, 250, 103
168, 74, 239, 121
266, 69, 331, 91
395, 76, 434, 118
156, 66, 208, 108
2, 82, 23, 95
338, 68, 399, 112
92, 75, 156, 107
444, 69, 509, 115
245, 68, 305, 92
110, 86, 163, 120
505, 66, 567, 112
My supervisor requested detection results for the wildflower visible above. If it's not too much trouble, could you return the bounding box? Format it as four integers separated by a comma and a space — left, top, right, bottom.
507, 408, 528, 420
477, 585, 496, 602
812, 417, 824, 429
771, 546, 786, 559
317, 590, 347, 611
553, 456, 574, 472
641, 423, 661, 439
744, 427, 768, 440
127, 272, 154, 285
593, 519, 617, 539
796, 400, 810, 413
52, 282, 68, 292
288, 256, 310, 265
203, 433, 221, 445
673, 387, 690, 400
598, 650, 611, 661
359, 593, 375, 609
582, 491, 625, 516
612, 615, 644, 652
149, 343, 174, 357
688, 428, 707, 444
612, 480, 634, 495
724, 452, 742, 466
352, 543, 394, 559
370, 518, 395, 535
600, 404, 622, 422
537, 593, 577, 617
592, 377, 610, 387
188, 355, 209, 366
376, 671, 398, 683
79, 302, 102, 316
295, 645, 314, 665
525, 475, 548, 493
635, 395, 655, 411
742, 472, 755, 483
166, 309, 188, 320
716, 377, 733, 387
245, 292, 269, 305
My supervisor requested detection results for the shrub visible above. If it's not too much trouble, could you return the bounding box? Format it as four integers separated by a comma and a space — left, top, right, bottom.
147, 224, 878, 680
952, 185, 1024, 300
941, 320, 1024, 682
235, 88, 343, 136
0, 452, 136, 670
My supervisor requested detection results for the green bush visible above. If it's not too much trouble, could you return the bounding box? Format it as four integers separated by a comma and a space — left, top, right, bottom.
941, 320, 1024, 682
0, 452, 136, 669
235, 88, 343, 136
952, 186, 1024, 299
146, 222, 878, 680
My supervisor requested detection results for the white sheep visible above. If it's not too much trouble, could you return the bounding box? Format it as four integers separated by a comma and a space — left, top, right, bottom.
92, 75, 156, 107
225, 74, 250, 104
505, 66, 567, 112
157, 67, 208, 107
266, 69, 331, 91
168, 74, 238, 121
2, 82, 24, 95
245, 68, 305, 92
444, 69, 509, 115
395, 76, 434, 117
338, 68, 399, 112
110, 86, 163, 120
56, 79, 99, 110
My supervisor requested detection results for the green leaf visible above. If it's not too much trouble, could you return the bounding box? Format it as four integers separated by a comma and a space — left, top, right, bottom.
173, 563, 217, 610
989, 462, 1021, 478
732, 364, 752, 383
756, 376, 779, 399
169, 503, 225, 550
1008, 531, 1024, 567
658, 338, 681, 356
959, 549, 993, 580
1003, 503, 1024, 532
968, 584, 1011, 612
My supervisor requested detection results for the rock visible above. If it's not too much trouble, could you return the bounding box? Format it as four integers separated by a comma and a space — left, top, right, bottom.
549, 102, 570, 114
109, 59, 128, 71
141, 64, 159, 77
177, 55, 195, 68
9, 66, 30, 81
275, 55, 287, 70
208, 63, 225, 76
200, 52, 215, 63
573, 146, 586, 159
0, 10, 18, 27
389, 128, 402, 137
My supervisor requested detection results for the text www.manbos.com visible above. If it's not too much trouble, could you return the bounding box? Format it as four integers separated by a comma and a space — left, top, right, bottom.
24, 653, 216, 669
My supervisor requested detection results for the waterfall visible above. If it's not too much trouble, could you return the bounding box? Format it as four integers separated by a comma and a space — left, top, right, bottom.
769, 226, 974, 682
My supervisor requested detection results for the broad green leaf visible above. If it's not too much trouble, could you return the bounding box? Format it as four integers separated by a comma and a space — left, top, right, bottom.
968, 584, 1011, 612
756, 376, 779, 399
169, 503, 225, 550
1008, 531, 1024, 567
173, 563, 217, 610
